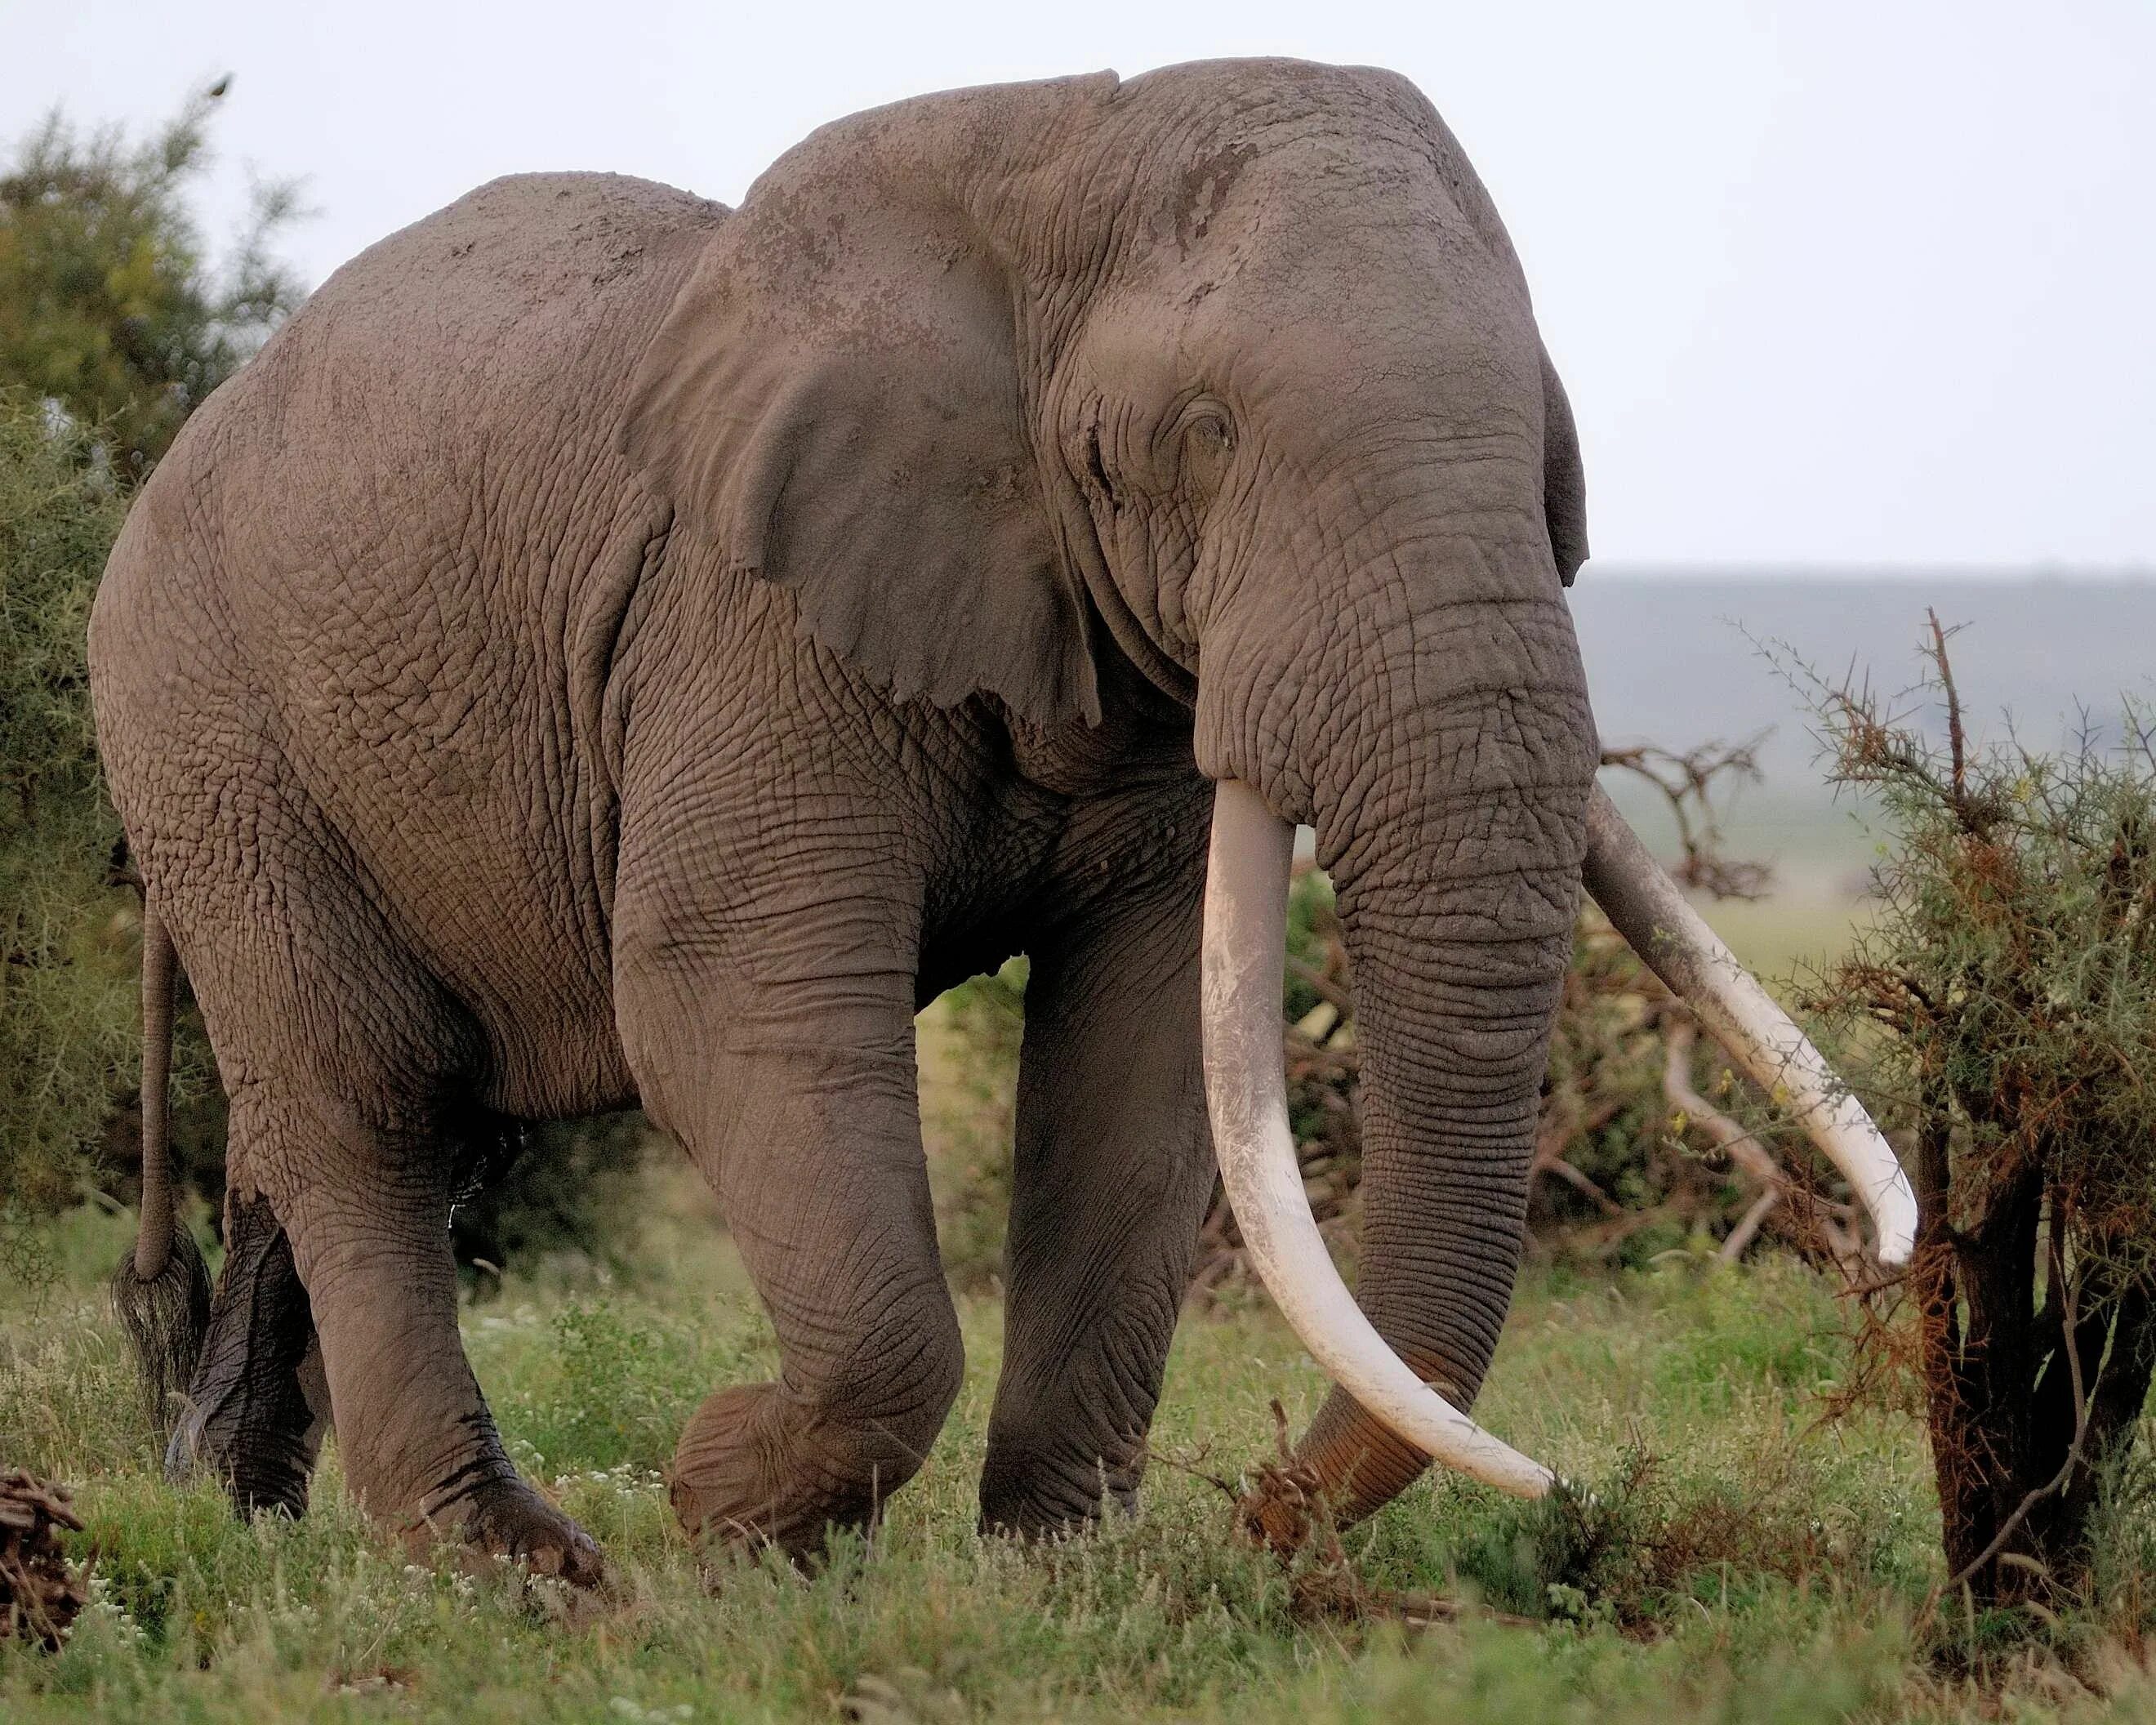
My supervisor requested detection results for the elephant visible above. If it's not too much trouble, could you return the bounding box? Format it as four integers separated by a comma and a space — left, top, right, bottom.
91, 57, 1914, 1584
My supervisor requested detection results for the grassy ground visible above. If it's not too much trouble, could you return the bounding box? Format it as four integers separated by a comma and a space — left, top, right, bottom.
0, 920, 2144, 1721
6, 1179, 2156, 1722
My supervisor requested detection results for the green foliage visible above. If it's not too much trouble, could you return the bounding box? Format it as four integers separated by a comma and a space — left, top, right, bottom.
0, 78, 307, 1264
0, 82, 305, 474
450, 1114, 657, 1288
496, 1297, 736, 1475
1281, 863, 1338, 1020
1281, 867, 1356, 1162
1535, 920, 1695, 1244
534, 1299, 703, 1471
1821, 670, 2156, 1251
0, 395, 136, 1238
920, 961, 1027, 1291
1451, 1445, 1904, 1629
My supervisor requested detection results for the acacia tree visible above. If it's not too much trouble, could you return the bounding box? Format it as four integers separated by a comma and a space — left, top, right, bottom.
1811, 616, 2156, 1607
0, 79, 304, 473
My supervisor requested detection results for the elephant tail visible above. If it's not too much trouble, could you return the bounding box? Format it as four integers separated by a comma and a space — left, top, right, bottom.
110, 906, 211, 1435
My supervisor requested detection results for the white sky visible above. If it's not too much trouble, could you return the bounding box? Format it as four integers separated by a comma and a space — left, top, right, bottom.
5, 0, 2150, 571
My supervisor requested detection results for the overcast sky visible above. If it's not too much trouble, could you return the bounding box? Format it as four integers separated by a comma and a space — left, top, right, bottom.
6, 0, 2149, 572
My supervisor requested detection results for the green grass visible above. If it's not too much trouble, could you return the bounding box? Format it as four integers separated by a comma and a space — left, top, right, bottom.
10, 1184, 2156, 1720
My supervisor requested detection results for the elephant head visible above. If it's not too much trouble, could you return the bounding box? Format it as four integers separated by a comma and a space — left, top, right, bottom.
622, 60, 1914, 1525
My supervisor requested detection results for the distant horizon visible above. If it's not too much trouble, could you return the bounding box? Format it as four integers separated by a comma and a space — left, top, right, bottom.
1572, 573, 2156, 856
1584, 564, 2156, 583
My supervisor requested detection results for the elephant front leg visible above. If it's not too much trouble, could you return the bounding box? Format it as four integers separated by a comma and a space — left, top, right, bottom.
168, 1193, 330, 1516
621, 978, 963, 1562
980, 841, 1216, 1535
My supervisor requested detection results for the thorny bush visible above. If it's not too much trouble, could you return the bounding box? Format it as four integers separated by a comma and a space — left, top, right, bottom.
1805, 613, 2156, 1611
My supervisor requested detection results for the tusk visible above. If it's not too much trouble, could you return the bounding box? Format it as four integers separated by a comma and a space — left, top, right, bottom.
1581, 786, 1918, 1265
1201, 779, 1555, 1499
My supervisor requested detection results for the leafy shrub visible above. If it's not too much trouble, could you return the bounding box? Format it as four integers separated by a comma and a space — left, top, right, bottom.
0, 79, 305, 1267
1452, 1446, 1900, 1629
0, 394, 138, 1254
497, 1294, 768, 1475
0, 82, 305, 475
528, 1299, 706, 1471
449, 1112, 655, 1286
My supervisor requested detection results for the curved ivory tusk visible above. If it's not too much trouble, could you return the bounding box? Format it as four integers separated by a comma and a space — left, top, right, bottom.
1201, 779, 1555, 1499
1581, 786, 1918, 1265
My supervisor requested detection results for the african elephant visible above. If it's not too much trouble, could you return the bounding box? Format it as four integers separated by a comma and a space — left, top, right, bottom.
91, 58, 1913, 1583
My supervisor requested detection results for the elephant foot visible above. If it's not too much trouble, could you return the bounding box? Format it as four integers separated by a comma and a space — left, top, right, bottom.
978, 1447, 1138, 1541
423, 1474, 606, 1587
166, 1397, 318, 1520
671, 1381, 925, 1562
166, 1195, 331, 1520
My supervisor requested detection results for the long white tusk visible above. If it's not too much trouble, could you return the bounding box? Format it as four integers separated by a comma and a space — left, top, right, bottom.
1201, 779, 1554, 1499
1581, 786, 1918, 1265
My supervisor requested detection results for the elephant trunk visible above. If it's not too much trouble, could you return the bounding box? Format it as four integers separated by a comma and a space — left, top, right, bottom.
1283, 765, 1588, 1526
1202, 780, 1556, 1500
1205, 777, 1922, 1538
1196, 537, 1597, 1528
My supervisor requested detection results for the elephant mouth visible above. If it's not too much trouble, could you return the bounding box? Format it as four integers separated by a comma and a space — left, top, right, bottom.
1199, 778, 1918, 1500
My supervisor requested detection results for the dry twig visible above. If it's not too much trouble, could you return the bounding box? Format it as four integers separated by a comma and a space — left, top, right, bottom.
0, 1470, 86, 1650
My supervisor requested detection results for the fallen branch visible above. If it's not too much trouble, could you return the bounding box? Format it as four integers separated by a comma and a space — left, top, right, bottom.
1534, 1146, 1626, 1216
1662, 1019, 1784, 1262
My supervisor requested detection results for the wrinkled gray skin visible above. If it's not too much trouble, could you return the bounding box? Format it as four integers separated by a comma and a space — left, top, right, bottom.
90, 59, 1594, 1580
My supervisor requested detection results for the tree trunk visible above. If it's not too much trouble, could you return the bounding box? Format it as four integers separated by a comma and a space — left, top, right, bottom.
1917, 1133, 2156, 1604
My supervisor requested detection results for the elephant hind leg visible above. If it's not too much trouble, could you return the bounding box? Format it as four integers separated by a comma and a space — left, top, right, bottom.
168, 1192, 329, 1517
248, 1077, 603, 1585
170, 809, 604, 1582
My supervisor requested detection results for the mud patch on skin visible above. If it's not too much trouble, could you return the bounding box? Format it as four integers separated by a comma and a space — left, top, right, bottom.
1171, 143, 1258, 256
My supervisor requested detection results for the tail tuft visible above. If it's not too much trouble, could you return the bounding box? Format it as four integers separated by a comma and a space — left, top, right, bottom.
110, 1221, 211, 1438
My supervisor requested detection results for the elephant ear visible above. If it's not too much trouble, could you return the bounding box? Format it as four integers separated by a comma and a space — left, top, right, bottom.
1540, 348, 1589, 586
620, 177, 1099, 728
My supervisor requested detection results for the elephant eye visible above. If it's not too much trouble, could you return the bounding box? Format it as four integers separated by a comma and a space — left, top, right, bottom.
1175, 401, 1236, 493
